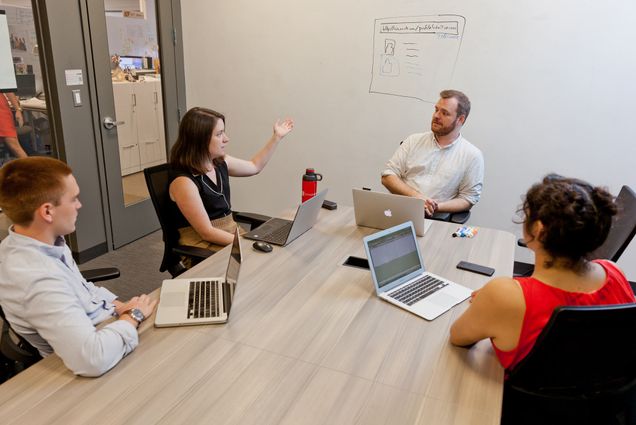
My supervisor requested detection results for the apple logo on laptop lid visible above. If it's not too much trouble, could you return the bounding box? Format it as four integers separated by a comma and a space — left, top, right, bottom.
384, 209, 392, 217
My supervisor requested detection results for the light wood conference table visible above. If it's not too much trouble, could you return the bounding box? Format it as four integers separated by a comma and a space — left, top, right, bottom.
0, 207, 515, 425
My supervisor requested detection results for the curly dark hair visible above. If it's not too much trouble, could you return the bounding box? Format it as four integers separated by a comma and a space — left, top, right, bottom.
521, 174, 617, 271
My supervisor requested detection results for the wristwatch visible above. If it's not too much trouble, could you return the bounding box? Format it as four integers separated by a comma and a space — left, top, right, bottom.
123, 308, 145, 327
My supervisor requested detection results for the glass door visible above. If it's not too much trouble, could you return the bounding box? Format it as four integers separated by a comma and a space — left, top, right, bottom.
0, 1, 54, 163
0, 0, 55, 240
86, 0, 168, 247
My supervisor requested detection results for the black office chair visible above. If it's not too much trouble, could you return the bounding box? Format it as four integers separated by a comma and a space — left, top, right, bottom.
0, 267, 120, 382
0, 305, 41, 379
144, 164, 270, 277
503, 303, 636, 425
513, 185, 636, 277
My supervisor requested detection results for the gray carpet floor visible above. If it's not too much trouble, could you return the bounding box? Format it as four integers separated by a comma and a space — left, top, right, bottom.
80, 230, 171, 301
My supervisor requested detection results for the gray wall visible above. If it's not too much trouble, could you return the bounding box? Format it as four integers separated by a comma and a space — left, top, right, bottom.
37, 0, 108, 259
180, 0, 636, 279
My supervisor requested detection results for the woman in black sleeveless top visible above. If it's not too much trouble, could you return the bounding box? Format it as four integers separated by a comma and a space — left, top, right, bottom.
169, 107, 294, 250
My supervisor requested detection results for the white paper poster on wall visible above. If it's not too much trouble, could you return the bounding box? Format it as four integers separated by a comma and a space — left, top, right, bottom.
65, 69, 84, 86
369, 14, 466, 103
0, 12, 17, 91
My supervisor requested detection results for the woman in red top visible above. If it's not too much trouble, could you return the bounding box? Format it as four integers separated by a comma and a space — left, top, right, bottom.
450, 174, 635, 370
0, 93, 28, 159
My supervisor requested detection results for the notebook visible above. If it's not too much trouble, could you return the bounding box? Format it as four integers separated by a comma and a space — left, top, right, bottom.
352, 189, 431, 237
243, 189, 328, 246
363, 221, 471, 320
154, 228, 242, 327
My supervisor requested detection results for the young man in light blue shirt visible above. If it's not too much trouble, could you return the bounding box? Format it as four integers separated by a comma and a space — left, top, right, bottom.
0, 157, 157, 377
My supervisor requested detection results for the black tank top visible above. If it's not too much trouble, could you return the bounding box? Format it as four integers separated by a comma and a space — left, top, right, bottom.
169, 161, 232, 229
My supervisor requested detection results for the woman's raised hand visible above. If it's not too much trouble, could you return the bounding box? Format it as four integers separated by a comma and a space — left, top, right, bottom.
273, 118, 294, 139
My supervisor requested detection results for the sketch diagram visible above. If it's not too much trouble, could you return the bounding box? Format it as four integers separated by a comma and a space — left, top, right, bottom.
370, 15, 466, 103
381, 39, 399, 76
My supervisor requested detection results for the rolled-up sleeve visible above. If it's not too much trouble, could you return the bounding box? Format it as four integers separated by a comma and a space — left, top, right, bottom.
27, 278, 138, 377
382, 142, 409, 178
457, 152, 485, 205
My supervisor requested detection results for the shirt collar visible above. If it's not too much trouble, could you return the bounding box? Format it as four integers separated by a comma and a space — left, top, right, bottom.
7, 226, 68, 263
433, 133, 463, 150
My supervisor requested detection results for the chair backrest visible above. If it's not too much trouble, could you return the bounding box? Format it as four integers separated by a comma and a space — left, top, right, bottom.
0, 304, 42, 366
590, 185, 636, 262
507, 303, 636, 399
143, 163, 181, 273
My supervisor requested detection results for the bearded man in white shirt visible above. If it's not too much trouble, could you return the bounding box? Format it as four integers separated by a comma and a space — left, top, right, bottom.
0, 157, 156, 377
381, 89, 484, 217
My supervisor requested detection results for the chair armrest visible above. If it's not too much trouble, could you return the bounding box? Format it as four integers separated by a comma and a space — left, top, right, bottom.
233, 211, 271, 229
518, 238, 527, 248
430, 211, 451, 222
450, 211, 471, 224
172, 245, 215, 259
80, 267, 121, 282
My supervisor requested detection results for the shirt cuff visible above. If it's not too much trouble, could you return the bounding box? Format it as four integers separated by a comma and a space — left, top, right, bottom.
95, 286, 118, 303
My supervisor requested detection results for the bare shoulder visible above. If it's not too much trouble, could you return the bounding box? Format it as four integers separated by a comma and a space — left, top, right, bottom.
477, 276, 524, 307
170, 175, 197, 190
169, 176, 199, 201
485, 276, 521, 290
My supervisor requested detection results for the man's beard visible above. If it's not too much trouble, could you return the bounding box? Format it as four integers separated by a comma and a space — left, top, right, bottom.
431, 118, 458, 137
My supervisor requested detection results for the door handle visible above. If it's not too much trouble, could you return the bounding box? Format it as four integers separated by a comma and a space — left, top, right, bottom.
103, 116, 125, 130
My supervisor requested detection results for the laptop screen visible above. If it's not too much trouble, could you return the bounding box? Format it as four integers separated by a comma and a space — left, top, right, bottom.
223, 229, 243, 315
367, 225, 421, 289
225, 229, 242, 286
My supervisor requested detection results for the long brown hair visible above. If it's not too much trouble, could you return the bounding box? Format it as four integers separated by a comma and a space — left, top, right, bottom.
169, 107, 226, 174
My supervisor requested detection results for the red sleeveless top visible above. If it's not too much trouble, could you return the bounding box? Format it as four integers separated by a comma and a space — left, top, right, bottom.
493, 260, 635, 371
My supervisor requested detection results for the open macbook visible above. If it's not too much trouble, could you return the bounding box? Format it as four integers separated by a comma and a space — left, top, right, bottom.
243, 189, 328, 246
363, 221, 471, 320
154, 228, 242, 327
353, 189, 431, 236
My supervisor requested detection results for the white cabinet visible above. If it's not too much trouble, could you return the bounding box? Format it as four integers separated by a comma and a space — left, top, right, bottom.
112, 80, 167, 176
112, 82, 138, 175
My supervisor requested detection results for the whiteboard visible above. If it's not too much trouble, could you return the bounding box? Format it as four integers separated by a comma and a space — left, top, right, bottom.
181, 0, 636, 278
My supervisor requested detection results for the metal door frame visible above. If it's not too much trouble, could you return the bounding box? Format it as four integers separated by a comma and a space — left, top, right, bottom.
80, 0, 186, 248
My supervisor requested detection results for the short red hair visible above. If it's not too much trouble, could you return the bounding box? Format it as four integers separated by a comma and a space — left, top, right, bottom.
0, 157, 73, 225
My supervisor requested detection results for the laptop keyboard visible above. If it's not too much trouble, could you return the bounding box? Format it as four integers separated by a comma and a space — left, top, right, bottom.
256, 220, 292, 244
188, 280, 219, 319
389, 274, 448, 306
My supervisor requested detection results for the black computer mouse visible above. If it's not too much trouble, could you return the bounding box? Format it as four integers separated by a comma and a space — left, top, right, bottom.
252, 241, 273, 253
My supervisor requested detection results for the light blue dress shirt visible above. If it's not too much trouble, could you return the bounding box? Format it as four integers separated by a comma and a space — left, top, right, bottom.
0, 228, 138, 377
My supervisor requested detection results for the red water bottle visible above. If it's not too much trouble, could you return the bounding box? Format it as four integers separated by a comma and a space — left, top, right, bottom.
302, 168, 323, 203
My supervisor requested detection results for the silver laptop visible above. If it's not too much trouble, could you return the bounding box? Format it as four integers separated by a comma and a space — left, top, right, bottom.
154, 228, 242, 327
353, 189, 431, 236
243, 189, 328, 246
363, 221, 471, 320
